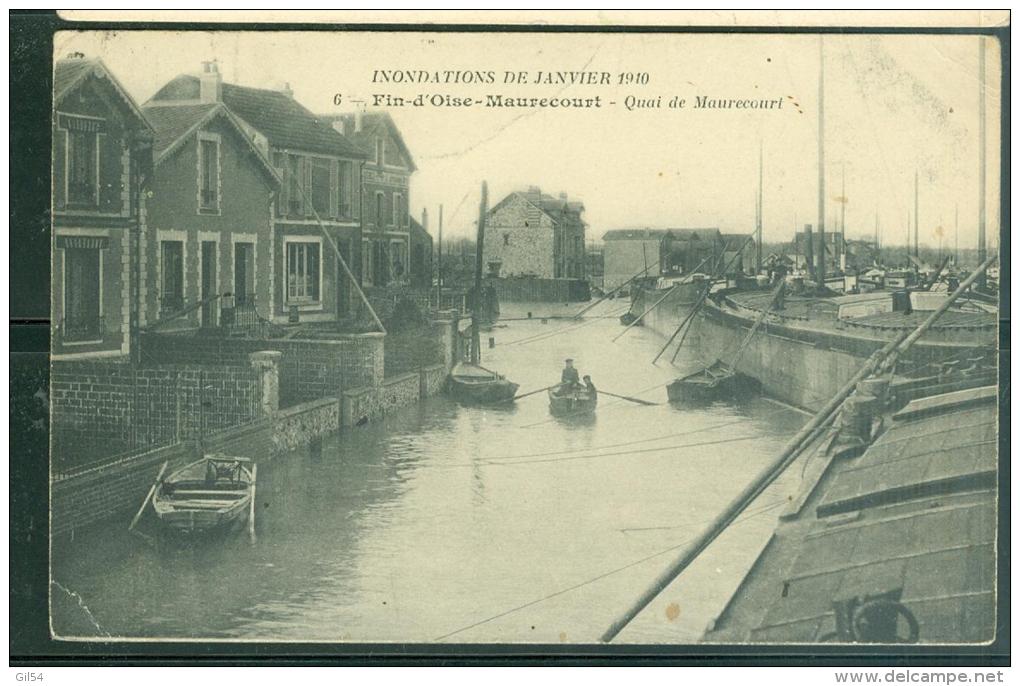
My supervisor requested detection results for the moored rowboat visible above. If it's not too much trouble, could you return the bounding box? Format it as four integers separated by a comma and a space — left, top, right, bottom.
152, 454, 254, 533
667, 360, 760, 402
446, 363, 520, 404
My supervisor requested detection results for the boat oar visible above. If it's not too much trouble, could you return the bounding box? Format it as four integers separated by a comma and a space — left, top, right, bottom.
128, 460, 168, 533
505, 383, 560, 403
597, 390, 659, 406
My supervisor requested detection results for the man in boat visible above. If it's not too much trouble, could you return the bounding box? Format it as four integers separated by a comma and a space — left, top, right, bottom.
561, 358, 581, 390
583, 375, 597, 398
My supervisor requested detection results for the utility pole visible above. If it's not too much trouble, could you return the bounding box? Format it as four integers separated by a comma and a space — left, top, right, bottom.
756, 140, 763, 274
954, 203, 959, 265
437, 204, 444, 303
817, 36, 827, 285
918, 170, 926, 257
977, 35, 987, 288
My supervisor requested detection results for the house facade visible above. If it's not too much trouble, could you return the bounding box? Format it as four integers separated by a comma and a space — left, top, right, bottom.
147, 63, 367, 324
482, 187, 586, 280
51, 54, 154, 360
409, 216, 434, 290
323, 112, 418, 288
141, 99, 281, 331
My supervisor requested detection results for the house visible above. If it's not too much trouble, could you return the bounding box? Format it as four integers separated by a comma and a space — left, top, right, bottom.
602, 227, 722, 291
51, 53, 154, 360
322, 111, 418, 287
482, 187, 586, 280
147, 62, 368, 324
719, 233, 756, 275
141, 93, 281, 331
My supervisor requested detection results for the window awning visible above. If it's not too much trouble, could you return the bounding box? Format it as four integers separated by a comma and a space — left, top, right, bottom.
56, 235, 110, 249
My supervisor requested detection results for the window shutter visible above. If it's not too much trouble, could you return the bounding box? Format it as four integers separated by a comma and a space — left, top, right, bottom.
276, 154, 290, 215
329, 160, 338, 218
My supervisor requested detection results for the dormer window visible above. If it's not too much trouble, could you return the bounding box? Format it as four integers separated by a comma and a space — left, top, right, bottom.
60, 113, 104, 207
197, 133, 220, 213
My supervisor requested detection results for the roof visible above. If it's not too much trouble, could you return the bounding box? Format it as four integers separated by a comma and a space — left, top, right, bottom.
603, 227, 721, 241
53, 56, 152, 132
142, 102, 280, 185
488, 187, 586, 228
147, 74, 365, 158
319, 111, 417, 172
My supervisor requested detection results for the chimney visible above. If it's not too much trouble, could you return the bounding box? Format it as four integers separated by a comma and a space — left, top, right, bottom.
355, 111, 363, 132
559, 192, 568, 200
278, 81, 294, 99
200, 60, 222, 103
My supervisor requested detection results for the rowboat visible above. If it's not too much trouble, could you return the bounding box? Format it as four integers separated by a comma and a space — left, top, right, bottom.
152, 454, 255, 534
666, 360, 760, 402
446, 363, 520, 404
548, 384, 598, 415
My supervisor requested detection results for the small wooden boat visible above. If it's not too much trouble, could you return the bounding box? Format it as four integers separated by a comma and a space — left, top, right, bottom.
548, 384, 598, 415
447, 363, 520, 404
152, 454, 254, 533
667, 360, 760, 402
619, 312, 640, 326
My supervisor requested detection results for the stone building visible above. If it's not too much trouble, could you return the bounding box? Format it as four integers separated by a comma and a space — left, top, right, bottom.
147, 62, 368, 324
322, 111, 418, 287
51, 54, 154, 360
482, 187, 586, 279
141, 95, 281, 331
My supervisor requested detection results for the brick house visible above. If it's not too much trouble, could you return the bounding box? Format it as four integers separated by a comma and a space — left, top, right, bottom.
51, 54, 154, 360
482, 187, 586, 280
147, 63, 368, 324
141, 95, 281, 331
322, 112, 418, 287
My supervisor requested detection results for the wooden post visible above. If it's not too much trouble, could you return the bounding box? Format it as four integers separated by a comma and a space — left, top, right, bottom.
248, 464, 258, 544
471, 183, 488, 365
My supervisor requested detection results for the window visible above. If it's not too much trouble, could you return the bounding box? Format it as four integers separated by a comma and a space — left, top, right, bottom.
338, 161, 353, 218
63, 247, 102, 341
234, 242, 255, 306
67, 126, 99, 205
198, 137, 219, 212
161, 241, 185, 313
310, 158, 331, 216
393, 193, 406, 228
375, 192, 385, 228
286, 241, 320, 303
287, 154, 304, 216
391, 242, 406, 279
361, 242, 373, 286
503, 233, 510, 246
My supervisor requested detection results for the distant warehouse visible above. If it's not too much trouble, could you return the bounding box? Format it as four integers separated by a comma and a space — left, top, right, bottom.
603, 227, 755, 290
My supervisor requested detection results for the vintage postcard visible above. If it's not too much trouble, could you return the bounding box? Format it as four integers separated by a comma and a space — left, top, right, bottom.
43, 15, 1004, 649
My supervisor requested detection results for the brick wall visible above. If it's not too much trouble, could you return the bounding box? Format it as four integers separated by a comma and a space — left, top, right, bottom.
140, 331, 385, 405
50, 359, 261, 473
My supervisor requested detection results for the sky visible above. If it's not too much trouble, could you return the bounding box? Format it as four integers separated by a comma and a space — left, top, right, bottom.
55, 30, 1002, 249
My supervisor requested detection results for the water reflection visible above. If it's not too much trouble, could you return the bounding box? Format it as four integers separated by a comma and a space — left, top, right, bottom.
51, 302, 809, 643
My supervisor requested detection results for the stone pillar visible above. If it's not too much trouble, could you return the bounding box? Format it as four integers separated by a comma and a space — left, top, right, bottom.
249, 350, 282, 417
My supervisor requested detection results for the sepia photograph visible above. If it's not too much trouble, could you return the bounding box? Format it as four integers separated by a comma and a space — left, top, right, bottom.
35, 16, 1004, 651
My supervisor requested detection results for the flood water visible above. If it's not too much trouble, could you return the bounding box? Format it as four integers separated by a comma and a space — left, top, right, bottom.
51, 301, 811, 643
